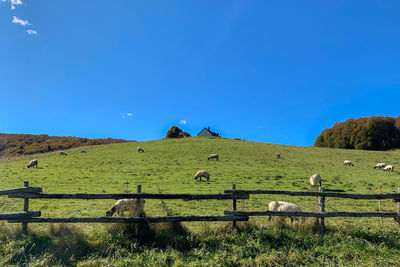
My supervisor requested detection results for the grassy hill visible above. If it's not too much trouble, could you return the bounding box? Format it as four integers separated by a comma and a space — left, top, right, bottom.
0, 133, 130, 158
0, 137, 400, 265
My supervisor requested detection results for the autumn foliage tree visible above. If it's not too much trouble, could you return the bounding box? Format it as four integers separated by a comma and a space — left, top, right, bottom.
0, 133, 130, 157
314, 116, 400, 150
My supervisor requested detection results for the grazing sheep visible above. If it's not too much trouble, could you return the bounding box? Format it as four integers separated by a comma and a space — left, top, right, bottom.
343, 160, 354, 166
208, 154, 219, 161
195, 170, 210, 181
383, 165, 394, 172
137, 147, 144, 153
310, 174, 322, 187
59, 151, 67, 156
268, 201, 303, 224
276, 153, 280, 159
374, 163, 386, 169
27, 159, 38, 168
81, 150, 87, 153
106, 198, 145, 217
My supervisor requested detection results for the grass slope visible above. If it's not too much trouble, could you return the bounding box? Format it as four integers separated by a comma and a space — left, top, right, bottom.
1, 137, 400, 227
1, 137, 400, 265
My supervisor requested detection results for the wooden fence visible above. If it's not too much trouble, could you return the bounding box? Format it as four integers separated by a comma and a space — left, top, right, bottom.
224, 187, 400, 234
1, 182, 400, 235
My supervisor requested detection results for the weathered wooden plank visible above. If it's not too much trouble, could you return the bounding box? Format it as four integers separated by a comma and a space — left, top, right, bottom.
0, 211, 41, 220
8, 192, 249, 200
396, 188, 400, 224
0, 187, 42, 195
8, 215, 249, 223
232, 184, 237, 228
224, 210, 398, 218
318, 187, 325, 235
22, 181, 29, 234
224, 189, 400, 200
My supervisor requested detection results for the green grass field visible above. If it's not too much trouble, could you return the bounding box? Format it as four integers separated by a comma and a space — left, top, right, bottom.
1, 137, 400, 265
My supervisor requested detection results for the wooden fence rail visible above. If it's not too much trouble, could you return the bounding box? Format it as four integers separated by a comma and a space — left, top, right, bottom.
0, 211, 41, 220
224, 189, 400, 200
8, 215, 249, 224
8, 192, 249, 200
0, 186, 42, 196
224, 211, 399, 218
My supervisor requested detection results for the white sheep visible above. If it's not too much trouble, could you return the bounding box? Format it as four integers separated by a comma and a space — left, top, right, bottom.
137, 147, 144, 153
208, 154, 219, 161
343, 160, 354, 166
374, 163, 386, 169
310, 174, 322, 187
195, 170, 210, 181
60, 151, 67, 156
383, 165, 394, 172
27, 159, 38, 168
268, 201, 303, 223
276, 153, 281, 159
106, 198, 145, 217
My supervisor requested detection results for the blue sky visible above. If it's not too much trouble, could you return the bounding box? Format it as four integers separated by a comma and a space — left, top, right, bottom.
1, 1, 399, 146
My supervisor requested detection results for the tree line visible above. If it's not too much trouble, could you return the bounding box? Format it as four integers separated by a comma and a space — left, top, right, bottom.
0, 133, 130, 157
314, 116, 400, 150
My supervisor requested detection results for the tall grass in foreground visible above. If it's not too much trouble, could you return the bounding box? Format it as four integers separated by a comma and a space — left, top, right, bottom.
0, 219, 400, 266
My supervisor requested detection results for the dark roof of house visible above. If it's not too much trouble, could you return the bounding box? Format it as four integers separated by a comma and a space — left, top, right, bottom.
197, 127, 220, 137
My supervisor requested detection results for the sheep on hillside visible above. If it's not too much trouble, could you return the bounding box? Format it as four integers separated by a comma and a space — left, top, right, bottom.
60, 151, 67, 156
383, 165, 395, 172
106, 198, 145, 217
310, 174, 322, 188
81, 150, 88, 153
343, 160, 354, 166
195, 170, 210, 182
208, 154, 219, 161
276, 153, 280, 159
268, 201, 303, 223
374, 163, 386, 169
137, 147, 144, 153
27, 159, 38, 168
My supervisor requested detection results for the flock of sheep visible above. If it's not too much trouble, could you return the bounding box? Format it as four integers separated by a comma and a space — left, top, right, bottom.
343, 160, 395, 172
26, 150, 88, 168
269, 159, 397, 223
103, 148, 218, 217
24, 146, 397, 221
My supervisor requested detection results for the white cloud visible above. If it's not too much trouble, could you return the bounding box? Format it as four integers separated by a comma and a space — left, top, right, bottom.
25, 29, 37, 35
12, 16, 29, 26
122, 113, 133, 119
4, 0, 23, 10
180, 120, 187, 125
11, 0, 22, 5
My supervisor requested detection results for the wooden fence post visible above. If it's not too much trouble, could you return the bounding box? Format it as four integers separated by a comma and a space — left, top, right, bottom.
397, 187, 400, 224
232, 184, 237, 228
22, 181, 29, 235
135, 184, 142, 237
318, 187, 325, 235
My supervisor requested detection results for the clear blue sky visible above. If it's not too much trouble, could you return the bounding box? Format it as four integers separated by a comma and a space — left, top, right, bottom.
1, 1, 399, 146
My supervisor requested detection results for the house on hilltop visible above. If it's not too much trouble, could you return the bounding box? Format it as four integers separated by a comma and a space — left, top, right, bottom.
197, 126, 221, 137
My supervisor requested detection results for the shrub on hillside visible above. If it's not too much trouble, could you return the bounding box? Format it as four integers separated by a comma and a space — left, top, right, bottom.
166, 126, 183, 138
182, 131, 191, 137
314, 115, 400, 150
